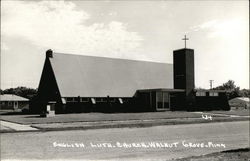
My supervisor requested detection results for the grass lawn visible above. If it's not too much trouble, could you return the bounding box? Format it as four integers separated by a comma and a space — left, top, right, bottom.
0, 111, 213, 124
175, 148, 250, 161
208, 109, 250, 116
1, 109, 248, 125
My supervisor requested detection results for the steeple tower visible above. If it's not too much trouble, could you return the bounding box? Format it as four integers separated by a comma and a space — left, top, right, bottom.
173, 36, 195, 108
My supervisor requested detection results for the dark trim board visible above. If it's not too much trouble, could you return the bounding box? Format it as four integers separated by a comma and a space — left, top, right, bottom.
31, 88, 229, 114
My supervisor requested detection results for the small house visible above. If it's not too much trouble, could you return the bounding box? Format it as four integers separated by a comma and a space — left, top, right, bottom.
229, 97, 250, 109
0, 94, 29, 111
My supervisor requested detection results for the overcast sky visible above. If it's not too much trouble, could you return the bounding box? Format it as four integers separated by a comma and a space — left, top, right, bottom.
1, 0, 249, 90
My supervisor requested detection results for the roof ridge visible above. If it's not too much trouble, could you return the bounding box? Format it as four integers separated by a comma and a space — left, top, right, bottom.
53, 52, 171, 64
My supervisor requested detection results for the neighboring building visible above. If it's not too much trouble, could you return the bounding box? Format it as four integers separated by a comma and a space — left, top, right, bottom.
0, 94, 29, 111
195, 89, 229, 111
229, 97, 250, 109
31, 47, 229, 114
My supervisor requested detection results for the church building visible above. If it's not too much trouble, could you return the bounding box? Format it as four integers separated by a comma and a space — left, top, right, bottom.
31, 37, 229, 114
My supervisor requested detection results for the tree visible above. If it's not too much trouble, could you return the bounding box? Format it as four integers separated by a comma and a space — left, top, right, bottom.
213, 80, 240, 99
2, 86, 37, 99
214, 80, 237, 90
239, 89, 250, 98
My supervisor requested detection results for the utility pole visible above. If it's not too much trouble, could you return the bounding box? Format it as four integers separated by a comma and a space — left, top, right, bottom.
209, 80, 214, 89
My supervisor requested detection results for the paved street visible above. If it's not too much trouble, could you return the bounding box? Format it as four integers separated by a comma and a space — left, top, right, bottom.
1, 121, 249, 160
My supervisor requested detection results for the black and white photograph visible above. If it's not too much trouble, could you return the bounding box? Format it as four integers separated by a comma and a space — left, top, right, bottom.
0, 0, 249, 160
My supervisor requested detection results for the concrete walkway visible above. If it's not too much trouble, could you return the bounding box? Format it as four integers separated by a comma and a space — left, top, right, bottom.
0, 120, 38, 132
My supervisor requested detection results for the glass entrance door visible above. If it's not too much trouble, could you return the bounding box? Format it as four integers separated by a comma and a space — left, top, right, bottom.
156, 92, 170, 110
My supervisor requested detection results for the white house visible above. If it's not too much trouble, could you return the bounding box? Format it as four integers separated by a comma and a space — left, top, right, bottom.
0, 94, 29, 111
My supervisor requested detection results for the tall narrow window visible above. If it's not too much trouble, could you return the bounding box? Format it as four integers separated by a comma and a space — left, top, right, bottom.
118, 98, 123, 104
61, 98, 66, 104
163, 92, 169, 109
156, 92, 163, 109
91, 98, 96, 104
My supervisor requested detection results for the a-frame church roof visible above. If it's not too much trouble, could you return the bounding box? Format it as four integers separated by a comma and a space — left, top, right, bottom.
45, 51, 173, 97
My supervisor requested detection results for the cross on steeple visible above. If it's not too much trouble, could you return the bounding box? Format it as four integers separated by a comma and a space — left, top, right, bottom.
182, 35, 189, 48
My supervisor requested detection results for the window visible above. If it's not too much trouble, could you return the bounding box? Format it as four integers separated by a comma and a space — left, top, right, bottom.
91, 98, 96, 104
156, 92, 163, 109
122, 98, 129, 103
196, 91, 206, 96
163, 92, 169, 102
61, 98, 66, 104
96, 98, 104, 102
66, 97, 74, 102
118, 98, 123, 104
81, 98, 89, 102
163, 92, 169, 109
209, 92, 218, 96
8, 101, 12, 106
109, 98, 115, 102
156, 92, 170, 109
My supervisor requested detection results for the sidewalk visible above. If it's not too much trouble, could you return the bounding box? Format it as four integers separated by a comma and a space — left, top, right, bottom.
0, 120, 38, 132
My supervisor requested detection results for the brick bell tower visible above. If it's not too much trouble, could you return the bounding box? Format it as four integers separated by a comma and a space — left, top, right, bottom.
173, 35, 195, 108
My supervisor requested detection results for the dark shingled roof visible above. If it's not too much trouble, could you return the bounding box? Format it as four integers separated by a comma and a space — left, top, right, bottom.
49, 53, 173, 97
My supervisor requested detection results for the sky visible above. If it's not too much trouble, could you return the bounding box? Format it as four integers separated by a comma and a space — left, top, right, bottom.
1, 0, 249, 90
